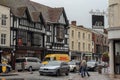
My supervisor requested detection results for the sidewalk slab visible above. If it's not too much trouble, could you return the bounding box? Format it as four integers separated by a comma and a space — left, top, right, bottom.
0, 73, 18, 76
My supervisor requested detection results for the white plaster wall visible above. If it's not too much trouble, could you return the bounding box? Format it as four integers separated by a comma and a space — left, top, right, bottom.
108, 30, 120, 39
0, 5, 10, 47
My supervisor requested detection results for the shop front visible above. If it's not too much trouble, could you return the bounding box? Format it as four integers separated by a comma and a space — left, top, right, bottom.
0, 47, 13, 72
114, 41, 120, 75
108, 27, 120, 78
15, 46, 44, 60
10, 46, 44, 69
70, 51, 81, 60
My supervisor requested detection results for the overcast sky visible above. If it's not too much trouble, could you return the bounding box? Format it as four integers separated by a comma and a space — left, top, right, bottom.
31, 0, 108, 28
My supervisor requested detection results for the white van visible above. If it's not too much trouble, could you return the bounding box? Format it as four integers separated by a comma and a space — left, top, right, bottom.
15, 57, 41, 71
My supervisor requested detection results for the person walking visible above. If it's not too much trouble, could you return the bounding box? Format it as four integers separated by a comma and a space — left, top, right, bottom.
80, 57, 90, 78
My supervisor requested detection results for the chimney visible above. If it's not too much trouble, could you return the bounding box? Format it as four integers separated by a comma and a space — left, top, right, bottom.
71, 21, 76, 26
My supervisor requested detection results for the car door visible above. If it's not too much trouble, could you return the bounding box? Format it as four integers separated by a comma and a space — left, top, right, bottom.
35, 59, 41, 69
61, 62, 68, 73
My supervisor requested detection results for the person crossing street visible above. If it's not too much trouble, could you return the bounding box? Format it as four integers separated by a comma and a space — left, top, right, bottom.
80, 57, 90, 78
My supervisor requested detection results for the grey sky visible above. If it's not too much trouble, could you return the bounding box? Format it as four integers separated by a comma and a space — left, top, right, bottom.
31, 0, 108, 28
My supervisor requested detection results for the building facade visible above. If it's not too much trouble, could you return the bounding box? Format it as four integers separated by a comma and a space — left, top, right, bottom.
0, 0, 69, 69
31, 1, 69, 56
0, 5, 11, 65
108, 0, 120, 77
91, 29, 108, 61
69, 21, 92, 61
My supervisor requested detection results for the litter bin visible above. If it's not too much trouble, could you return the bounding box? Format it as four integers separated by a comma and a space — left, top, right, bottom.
98, 65, 102, 74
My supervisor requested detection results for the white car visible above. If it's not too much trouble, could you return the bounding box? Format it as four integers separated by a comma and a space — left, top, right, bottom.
87, 60, 97, 71
68, 61, 80, 72
15, 57, 41, 71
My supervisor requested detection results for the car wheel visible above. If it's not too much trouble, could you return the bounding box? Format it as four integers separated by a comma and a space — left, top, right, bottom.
73, 68, 77, 72
39, 72, 43, 75
56, 70, 60, 76
29, 66, 32, 72
65, 70, 69, 76
94, 67, 97, 71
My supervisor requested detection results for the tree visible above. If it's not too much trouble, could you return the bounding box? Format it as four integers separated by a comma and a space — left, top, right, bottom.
102, 52, 109, 62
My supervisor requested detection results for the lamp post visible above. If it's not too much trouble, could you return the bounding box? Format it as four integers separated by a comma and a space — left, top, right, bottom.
0, 49, 3, 63
11, 46, 16, 70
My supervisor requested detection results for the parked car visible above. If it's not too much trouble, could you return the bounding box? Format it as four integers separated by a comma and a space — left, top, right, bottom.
39, 61, 70, 76
15, 57, 41, 71
0, 63, 12, 73
87, 60, 97, 71
97, 61, 108, 68
68, 61, 80, 72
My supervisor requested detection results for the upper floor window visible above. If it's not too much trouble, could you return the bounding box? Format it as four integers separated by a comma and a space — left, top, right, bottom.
33, 34, 41, 46
72, 41, 74, 50
1, 34, 6, 45
35, 23, 42, 30
46, 25, 50, 31
1, 14, 7, 25
78, 32, 80, 39
83, 33, 85, 39
18, 31, 27, 45
46, 36, 50, 43
56, 26, 64, 40
72, 30, 74, 37
88, 34, 90, 40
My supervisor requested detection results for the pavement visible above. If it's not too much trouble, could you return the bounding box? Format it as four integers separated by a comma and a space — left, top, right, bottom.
70, 68, 120, 80
0, 68, 120, 80
0, 72, 18, 76
0, 70, 18, 76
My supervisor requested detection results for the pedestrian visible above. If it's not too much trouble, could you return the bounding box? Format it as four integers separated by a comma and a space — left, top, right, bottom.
80, 57, 90, 78
79, 61, 82, 74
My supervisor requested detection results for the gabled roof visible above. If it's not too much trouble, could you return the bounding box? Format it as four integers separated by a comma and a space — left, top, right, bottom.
0, 0, 69, 25
48, 8, 63, 22
17, 7, 27, 17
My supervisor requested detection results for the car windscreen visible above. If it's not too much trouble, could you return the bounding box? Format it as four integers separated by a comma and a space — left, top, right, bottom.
43, 57, 50, 61
46, 61, 61, 66
16, 59, 26, 63
68, 62, 75, 65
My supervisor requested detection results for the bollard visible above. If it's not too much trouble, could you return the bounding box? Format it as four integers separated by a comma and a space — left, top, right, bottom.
21, 62, 25, 72
98, 65, 102, 74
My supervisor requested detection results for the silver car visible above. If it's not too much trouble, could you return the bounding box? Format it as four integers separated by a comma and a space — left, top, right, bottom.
87, 60, 97, 71
68, 61, 80, 72
15, 57, 41, 71
39, 61, 70, 76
